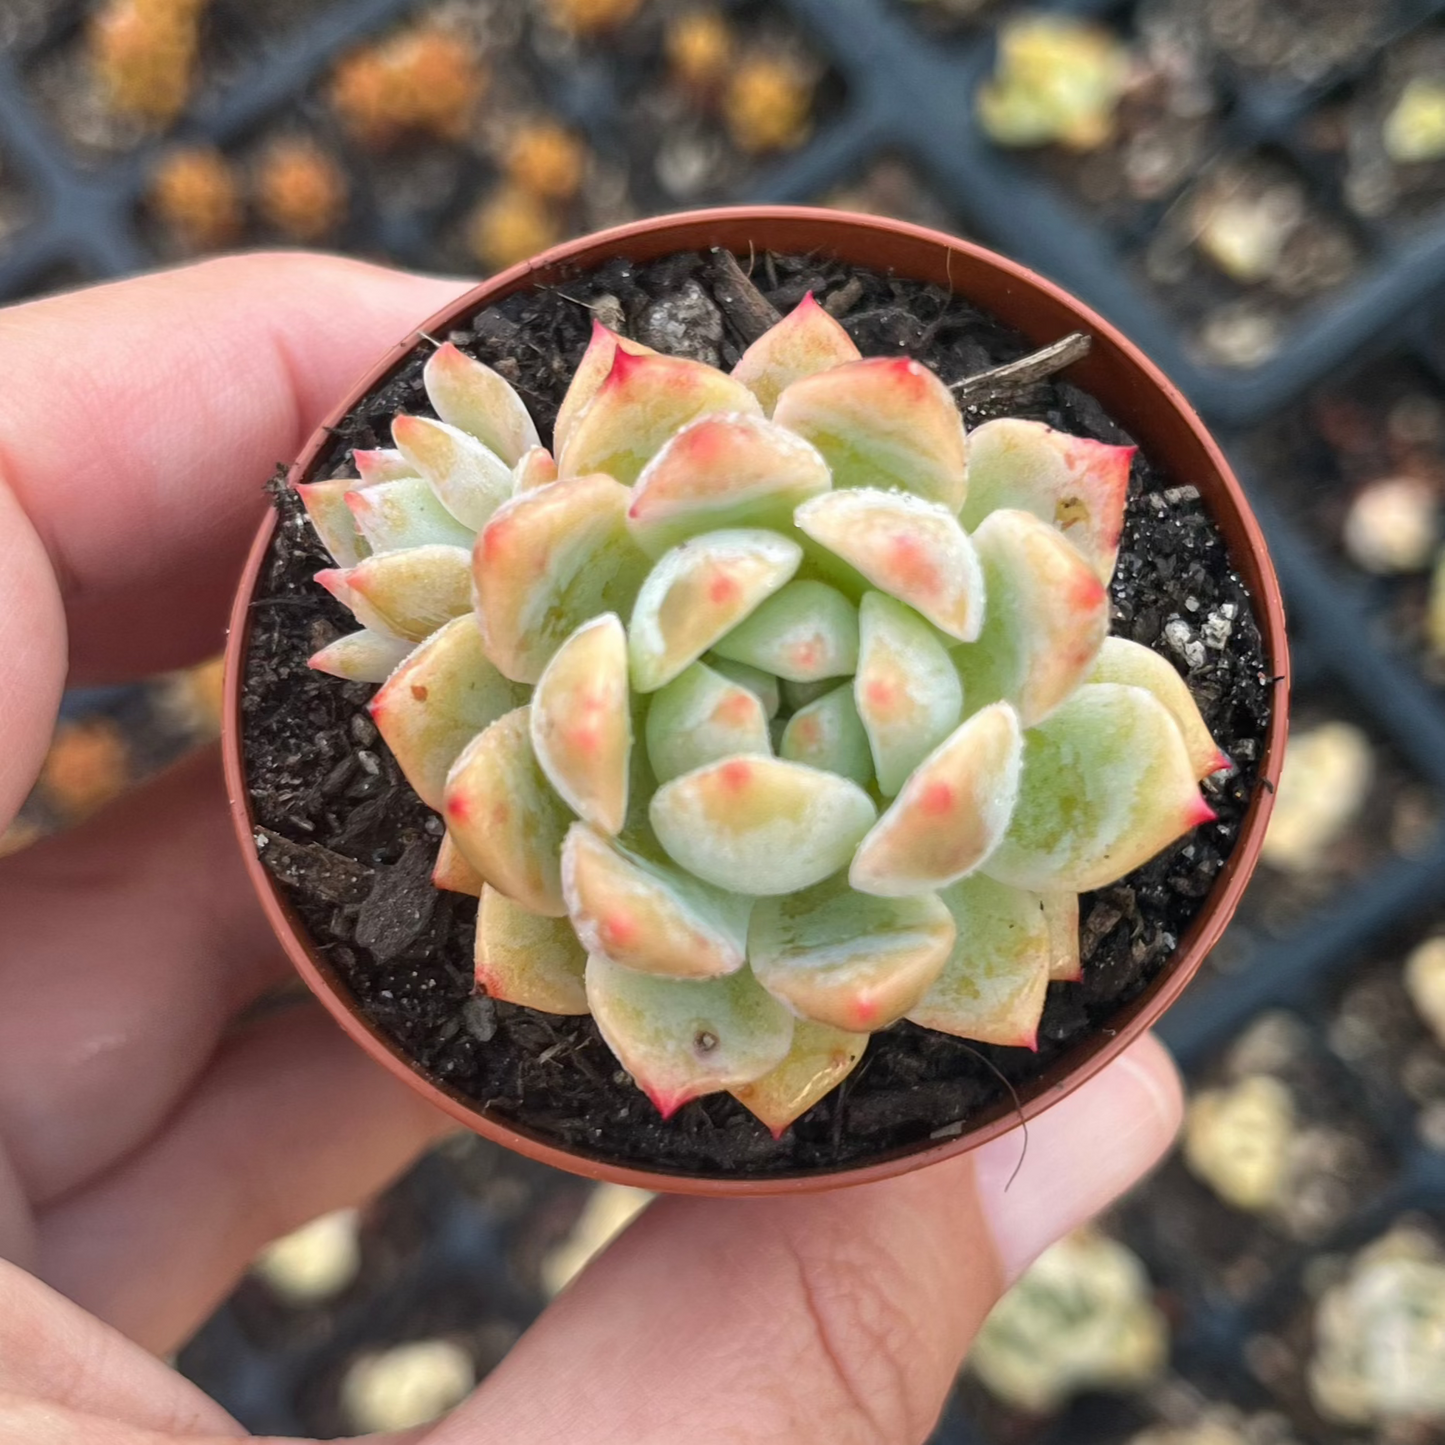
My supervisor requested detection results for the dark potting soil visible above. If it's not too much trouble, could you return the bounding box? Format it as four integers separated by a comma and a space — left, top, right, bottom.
241, 248, 1272, 1178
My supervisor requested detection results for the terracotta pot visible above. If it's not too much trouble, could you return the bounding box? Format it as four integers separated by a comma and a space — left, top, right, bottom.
222, 206, 1289, 1196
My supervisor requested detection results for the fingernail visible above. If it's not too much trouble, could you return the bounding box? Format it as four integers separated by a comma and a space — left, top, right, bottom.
971, 1038, 1182, 1284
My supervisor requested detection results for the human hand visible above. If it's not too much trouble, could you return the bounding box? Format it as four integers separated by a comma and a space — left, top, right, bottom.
0, 254, 1182, 1444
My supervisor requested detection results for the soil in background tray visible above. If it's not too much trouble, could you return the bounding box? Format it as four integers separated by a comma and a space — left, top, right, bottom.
241, 248, 1271, 1179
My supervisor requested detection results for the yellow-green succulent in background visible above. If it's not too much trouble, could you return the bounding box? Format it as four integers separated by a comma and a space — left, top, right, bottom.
300, 288, 1225, 1134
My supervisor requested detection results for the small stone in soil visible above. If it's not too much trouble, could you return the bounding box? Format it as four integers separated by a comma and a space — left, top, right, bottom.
635, 278, 724, 366
354, 841, 439, 963
254, 827, 373, 905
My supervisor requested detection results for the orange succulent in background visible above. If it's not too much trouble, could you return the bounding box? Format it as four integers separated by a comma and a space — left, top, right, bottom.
38, 720, 130, 821
255, 138, 349, 243
666, 10, 734, 94
723, 55, 816, 154
542, 0, 646, 37
148, 145, 242, 250
89, 0, 208, 125
467, 186, 563, 273
503, 122, 587, 204
330, 27, 484, 149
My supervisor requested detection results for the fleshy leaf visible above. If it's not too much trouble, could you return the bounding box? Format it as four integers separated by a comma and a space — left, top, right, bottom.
906, 874, 1053, 1048
475, 473, 648, 684
345, 477, 476, 553
423, 342, 540, 466
854, 591, 964, 796
627, 411, 831, 557
984, 683, 1214, 892
851, 701, 1023, 896
353, 448, 415, 486
433, 832, 485, 897
558, 349, 763, 485
562, 823, 752, 980
707, 657, 781, 719
585, 954, 794, 1118
628, 528, 802, 693
1043, 892, 1081, 982
960, 418, 1134, 583
710, 579, 859, 683
443, 706, 573, 917
772, 356, 968, 511
731, 292, 863, 417
530, 613, 631, 834
512, 445, 558, 495
308, 629, 413, 683
553, 322, 655, 461
749, 872, 955, 1032
779, 684, 873, 788
392, 413, 512, 530
370, 615, 528, 811
318, 544, 473, 642
729, 1020, 867, 1137
297, 478, 367, 567
954, 509, 1108, 728
475, 885, 589, 1014
795, 488, 984, 643
651, 757, 876, 896
645, 661, 771, 785
1088, 636, 1229, 780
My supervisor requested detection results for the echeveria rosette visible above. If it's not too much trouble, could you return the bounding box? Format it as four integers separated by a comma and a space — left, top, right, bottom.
301, 292, 1227, 1137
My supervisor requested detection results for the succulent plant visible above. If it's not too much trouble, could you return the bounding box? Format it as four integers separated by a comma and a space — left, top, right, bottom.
1310, 1226, 1445, 1425
1383, 78, 1445, 166
89, 0, 207, 126
970, 1230, 1169, 1412
976, 15, 1132, 153
301, 290, 1226, 1134
149, 146, 243, 252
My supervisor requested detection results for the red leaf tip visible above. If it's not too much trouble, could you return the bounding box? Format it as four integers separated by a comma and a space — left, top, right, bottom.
645, 1085, 691, 1120
314, 568, 350, 601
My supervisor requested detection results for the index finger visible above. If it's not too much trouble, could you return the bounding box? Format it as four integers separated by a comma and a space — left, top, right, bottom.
0, 253, 469, 685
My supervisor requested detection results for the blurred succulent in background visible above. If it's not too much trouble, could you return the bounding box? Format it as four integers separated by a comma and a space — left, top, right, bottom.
722, 54, 816, 154
503, 121, 587, 204
300, 291, 1225, 1132
1184, 1073, 1297, 1213
148, 145, 242, 251
1341, 473, 1438, 575
255, 137, 350, 244
1259, 721, 1372, 874
666, 9, 734, 95
1383, 78, 1445, 166
1310, 1225, 1445, 1425
329, 26, 484, 149
541, 0, 646, 38
971, 1230, 1169, 1411
1405, 936, 1445, 1048
89, 0, 207, 125
466, 120, 589, 274
467, 186, 563, 273
977, 14, 1132, 152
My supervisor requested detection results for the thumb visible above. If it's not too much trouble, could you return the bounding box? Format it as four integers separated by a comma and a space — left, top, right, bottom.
425, 1033, 1182, 1445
